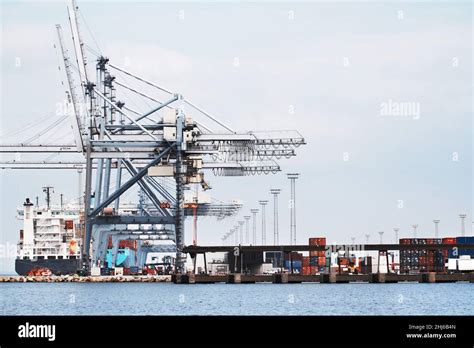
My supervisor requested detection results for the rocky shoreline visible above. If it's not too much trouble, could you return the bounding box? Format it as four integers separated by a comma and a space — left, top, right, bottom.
0, 275, 171, 283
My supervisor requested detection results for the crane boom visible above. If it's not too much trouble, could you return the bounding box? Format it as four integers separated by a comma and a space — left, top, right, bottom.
67, 0, 89, 85
56, 24, 84, 153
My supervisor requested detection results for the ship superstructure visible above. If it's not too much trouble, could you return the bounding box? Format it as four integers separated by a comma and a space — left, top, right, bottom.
15, 188, 82, 275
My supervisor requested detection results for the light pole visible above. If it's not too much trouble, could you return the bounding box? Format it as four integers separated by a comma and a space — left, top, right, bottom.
270, 189, 281, 245
287, 173, 299, 245
433, 220, 440, 238
351, 237, 355, 245
238, 221, 245, 245
244, 216, 251, 245
378, 231, 384, 244
365, 234, 370, 244
250, 209, 259, 245
393, 228, 399, 243
459, 214, 466, 236
412, 224, 418, 239
259, 201, 268, 245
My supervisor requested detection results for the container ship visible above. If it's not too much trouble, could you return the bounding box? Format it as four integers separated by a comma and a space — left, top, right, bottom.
15, 188, 83, 276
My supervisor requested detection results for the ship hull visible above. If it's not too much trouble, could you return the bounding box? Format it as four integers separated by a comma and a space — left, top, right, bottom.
15, 258, 81, 276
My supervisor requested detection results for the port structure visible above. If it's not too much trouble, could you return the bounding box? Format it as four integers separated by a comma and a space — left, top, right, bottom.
287, 173, 299, 245
250, 209, 259, 245
258, 201, 269, 245
0, 0, 305, 273
270, 189, 281, 245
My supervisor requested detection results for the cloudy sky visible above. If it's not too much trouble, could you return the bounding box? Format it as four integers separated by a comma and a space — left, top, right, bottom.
0, 0, 472, 273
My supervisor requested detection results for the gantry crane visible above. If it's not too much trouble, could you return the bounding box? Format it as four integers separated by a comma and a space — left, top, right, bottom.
0, 0, 305, 273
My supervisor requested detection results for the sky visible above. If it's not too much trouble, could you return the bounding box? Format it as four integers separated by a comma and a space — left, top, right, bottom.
0, 0, 472, 273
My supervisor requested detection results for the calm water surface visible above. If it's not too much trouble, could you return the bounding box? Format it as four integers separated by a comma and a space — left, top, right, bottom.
1, 282, 473, 315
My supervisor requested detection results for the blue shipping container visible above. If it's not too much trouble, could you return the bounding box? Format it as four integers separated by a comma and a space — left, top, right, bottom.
284, 260, 302, 269
456, 236, 474, 244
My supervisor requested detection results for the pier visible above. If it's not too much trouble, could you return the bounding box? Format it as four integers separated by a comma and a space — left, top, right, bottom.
172, 272, 474, 284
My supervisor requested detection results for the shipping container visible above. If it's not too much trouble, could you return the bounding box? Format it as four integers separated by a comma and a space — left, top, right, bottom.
442, 237, 457, 244
456, 237, 474, 244
399, 238, 413, 245
309, 237, 326, 245
65, 220, 74, 230
302, 256, 310, 267
456, 236, 474, 257
284, 260, 302, 271
318, 257, 326, 266
458, 257, 474, 271
118, 239, 138, 250
284, 252, 303, 261
309, 256, 318, 266
309, 238, 326, 257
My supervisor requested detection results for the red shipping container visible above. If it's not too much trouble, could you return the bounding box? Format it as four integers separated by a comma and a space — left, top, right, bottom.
442, 238, 456, 259
400, 238, 413, 245
302, 257, 310, 267
338, 258, 349, 266
309, 237, 326, 245
442, 237, 456, 244
309, 238, 326, 257
119, 239, 138, 250
318, 257, 326, 266
310, 266, 318, 275
301, 266, 311, 275
65, 220, 74, 230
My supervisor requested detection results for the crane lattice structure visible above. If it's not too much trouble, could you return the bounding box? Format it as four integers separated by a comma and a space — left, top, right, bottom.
0, 0, 305, 273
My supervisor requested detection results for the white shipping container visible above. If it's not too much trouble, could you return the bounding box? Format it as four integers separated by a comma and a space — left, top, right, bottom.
447, 259, 457, 271
90, 267, 101, 276
115, 267, 124, 276
458, 259, 474, 271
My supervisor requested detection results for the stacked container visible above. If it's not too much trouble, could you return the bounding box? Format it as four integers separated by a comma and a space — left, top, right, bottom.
399, 238, 419, 274
457, 237, 474, 257
400, 238, 445, 273
309, 237, 326, 270
442, 237, 456, 259
301, 256, 318, 275
284, 260, 302, 273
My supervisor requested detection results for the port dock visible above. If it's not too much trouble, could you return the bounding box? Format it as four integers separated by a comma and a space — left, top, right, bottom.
172, 272, 474, 284
174, 243, 474, 284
